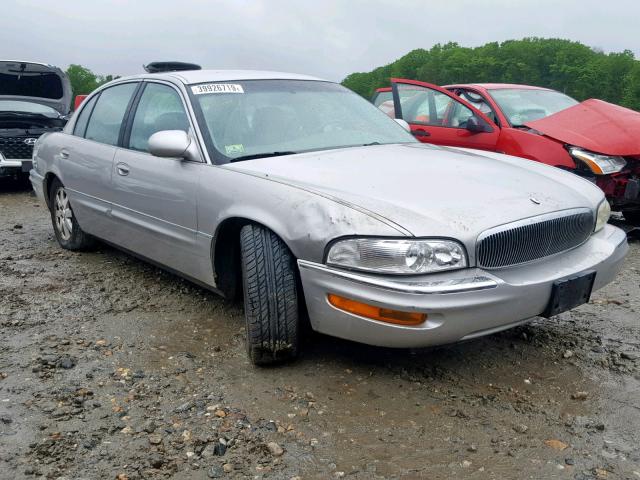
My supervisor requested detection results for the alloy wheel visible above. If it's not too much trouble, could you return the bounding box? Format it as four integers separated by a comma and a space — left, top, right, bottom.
54, 188, 73, 241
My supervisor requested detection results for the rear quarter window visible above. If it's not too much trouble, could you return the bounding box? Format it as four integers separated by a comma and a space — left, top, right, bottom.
72, 94, 99, 137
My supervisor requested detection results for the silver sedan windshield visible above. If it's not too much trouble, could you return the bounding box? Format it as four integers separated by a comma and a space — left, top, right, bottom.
190, 80, 416, 162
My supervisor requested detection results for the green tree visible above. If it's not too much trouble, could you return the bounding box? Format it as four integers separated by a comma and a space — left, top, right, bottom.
342, 38, 640, 111
65, 64, 119, 103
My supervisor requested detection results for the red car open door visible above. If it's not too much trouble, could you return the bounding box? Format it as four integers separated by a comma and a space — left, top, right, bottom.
390, 78, 500, 151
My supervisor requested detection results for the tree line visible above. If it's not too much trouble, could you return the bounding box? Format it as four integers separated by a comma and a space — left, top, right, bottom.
342, 38, 640, 111
65, 64, 119, 104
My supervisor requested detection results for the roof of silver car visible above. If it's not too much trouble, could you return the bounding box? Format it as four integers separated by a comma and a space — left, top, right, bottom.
132, 69, 325, 84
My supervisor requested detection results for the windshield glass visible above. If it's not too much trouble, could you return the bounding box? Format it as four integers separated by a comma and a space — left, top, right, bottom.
489, 88, 578, 126
190, 80, 416, 162
0, 100, 59, 117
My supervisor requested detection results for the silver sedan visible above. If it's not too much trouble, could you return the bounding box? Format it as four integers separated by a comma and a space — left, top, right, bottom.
30, 69, 628, 364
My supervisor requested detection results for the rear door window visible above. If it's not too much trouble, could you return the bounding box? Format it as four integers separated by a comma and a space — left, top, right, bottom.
84, 83, 138, 146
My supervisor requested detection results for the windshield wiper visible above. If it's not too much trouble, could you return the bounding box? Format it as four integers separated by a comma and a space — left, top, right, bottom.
361, 142, 382, 146
229, 151, 298, 162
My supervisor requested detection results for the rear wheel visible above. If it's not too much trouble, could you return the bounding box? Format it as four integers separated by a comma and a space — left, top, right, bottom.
240, 224, 300, 365
49, 179, 94, 250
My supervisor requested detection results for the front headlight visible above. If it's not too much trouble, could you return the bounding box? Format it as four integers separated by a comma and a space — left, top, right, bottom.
595, 199, 611, 232
569, 147, 626, 175
326, 238, 468, 275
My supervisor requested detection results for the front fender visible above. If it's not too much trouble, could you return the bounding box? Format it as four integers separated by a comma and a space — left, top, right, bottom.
496, 128, 577, 169
198, 166, 405, 263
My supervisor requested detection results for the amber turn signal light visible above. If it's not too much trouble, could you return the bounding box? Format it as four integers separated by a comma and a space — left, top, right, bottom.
327, 294, 426, 326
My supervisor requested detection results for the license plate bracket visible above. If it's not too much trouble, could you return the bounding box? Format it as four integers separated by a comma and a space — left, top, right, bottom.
543, 271, 596, 318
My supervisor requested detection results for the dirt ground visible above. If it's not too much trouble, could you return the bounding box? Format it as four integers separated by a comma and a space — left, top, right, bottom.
1, 179, 639, 480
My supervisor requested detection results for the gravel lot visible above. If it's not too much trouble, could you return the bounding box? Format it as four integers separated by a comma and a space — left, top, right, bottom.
1, 179, 639, 479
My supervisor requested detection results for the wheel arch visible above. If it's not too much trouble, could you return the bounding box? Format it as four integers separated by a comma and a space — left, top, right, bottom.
211, 216, 300, 300
43, 172, 61, 208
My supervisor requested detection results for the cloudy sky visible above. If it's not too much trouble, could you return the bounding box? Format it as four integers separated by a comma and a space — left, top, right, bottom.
3, 0, 639, 81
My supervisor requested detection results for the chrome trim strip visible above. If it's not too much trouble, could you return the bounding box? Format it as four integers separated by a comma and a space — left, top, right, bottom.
297, 260, 498, 294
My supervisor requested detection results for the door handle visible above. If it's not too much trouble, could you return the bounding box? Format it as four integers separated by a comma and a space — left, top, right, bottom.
60, 149, 69, 159
412, 129, 431, 138
116, 163, 130, 176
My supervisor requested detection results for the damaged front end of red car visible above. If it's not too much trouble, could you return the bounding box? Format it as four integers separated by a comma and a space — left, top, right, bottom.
571, 151, 640, 223
526, 99, 640, 224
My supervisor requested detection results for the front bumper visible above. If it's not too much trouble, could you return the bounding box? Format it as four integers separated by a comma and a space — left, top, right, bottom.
29, 169, 46, 204
0, 155, 32, 177
298, 224, 628, 348
595, 168, 640, 210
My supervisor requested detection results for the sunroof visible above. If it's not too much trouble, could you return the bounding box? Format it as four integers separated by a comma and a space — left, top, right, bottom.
143, 62, 202, 74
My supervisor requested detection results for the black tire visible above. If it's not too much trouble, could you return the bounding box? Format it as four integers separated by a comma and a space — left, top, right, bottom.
49, 178, 95, 250
240, 224, 300, 365
622, 209, 640, 226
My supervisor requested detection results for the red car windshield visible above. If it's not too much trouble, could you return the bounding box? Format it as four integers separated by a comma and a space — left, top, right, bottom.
489, 88, 579, 127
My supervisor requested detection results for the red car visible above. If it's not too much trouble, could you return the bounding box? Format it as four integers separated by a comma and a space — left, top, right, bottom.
373, 79, 640, 224
73, 94, 88, 111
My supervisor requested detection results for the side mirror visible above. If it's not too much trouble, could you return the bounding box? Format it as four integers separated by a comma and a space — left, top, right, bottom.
394, 118, 411, 132
466, 116, 492, 133
148, 130, 200, 161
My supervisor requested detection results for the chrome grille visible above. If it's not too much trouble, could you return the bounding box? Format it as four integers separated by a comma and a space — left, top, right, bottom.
477, 209, 594, 269
0, 136, 37, 159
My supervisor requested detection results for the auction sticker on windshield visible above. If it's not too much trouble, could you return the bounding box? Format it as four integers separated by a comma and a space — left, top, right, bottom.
225, 144, 245, 155
191, 84, 244, 95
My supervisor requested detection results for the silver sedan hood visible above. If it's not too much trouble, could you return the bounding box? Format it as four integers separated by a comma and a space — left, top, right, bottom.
225, 143, 603, 239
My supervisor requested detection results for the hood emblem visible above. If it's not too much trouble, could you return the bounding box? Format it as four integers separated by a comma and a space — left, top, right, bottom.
23, 138, 37, 146
530, 196, 541, 205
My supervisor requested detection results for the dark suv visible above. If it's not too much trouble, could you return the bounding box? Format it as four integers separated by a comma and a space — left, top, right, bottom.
1, 61, 72, 180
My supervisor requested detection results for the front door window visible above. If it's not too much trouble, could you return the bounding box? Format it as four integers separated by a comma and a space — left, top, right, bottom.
395, 83, 476, 129
389, 79, 500, 150
128, 83, 189, 152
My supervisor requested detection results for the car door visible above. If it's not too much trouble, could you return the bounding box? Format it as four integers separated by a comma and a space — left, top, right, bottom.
59, 82, 139, 239
110, 81, 206, 277
389, 79, 500, 151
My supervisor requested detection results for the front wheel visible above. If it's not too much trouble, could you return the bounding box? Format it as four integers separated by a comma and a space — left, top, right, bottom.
49, 179, 95, 250
240, 224, 300, 365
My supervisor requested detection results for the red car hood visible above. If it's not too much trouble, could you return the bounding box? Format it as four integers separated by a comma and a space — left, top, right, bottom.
525, 99, 640, 156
